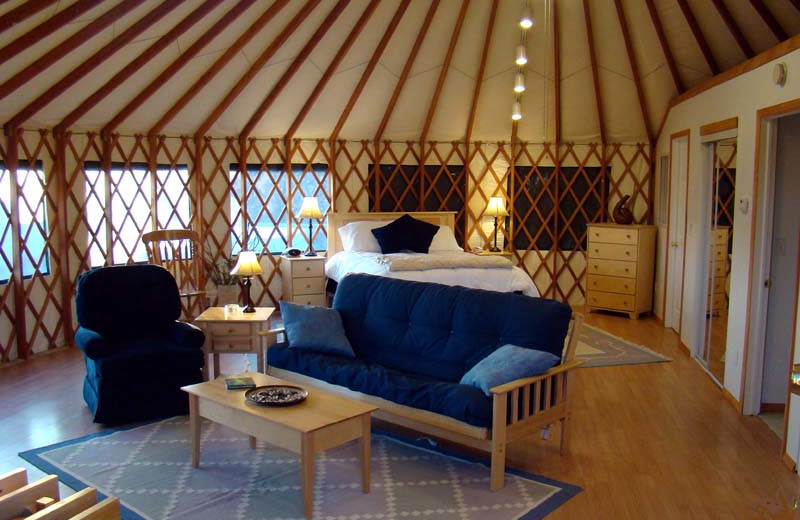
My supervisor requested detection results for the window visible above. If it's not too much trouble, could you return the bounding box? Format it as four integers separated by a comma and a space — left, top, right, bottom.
84, 162, 191, 266
513, 165, 607, 251
230, 163, 329, 255
0, 161, 51, 283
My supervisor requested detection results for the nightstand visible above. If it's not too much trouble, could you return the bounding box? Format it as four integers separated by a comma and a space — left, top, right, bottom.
194, 306, 274, 380
280, 255, 327, 306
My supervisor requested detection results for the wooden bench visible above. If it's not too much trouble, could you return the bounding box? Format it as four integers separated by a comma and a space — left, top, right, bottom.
263, 314, 584, 490
0, 469, 120, 520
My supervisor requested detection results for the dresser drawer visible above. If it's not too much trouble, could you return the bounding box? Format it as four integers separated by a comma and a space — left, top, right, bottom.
587, 226, 638, 245
709, 276, 725, 294
588, 258, 637, 278
714, 228, 728, 245
711, 260, 727, 277
209, 322, 251, 336
290, 259, 324, 278
710, 245, 726, 262
708, 293, 726, 311
211, 336, 252, 352
587, 275, 635, 295
587, 242, 637, 261
290, 293, 327, 306
293, 277, 325, 295
587, 291, 635, 311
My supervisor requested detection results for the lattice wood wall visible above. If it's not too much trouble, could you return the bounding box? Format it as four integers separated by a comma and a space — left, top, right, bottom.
0, 132, 651, 363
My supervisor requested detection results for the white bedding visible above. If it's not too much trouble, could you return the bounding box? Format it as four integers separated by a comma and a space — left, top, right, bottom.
326, 250, 540, 297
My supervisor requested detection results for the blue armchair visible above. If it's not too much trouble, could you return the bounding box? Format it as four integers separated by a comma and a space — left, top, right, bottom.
75, 264, 205, 424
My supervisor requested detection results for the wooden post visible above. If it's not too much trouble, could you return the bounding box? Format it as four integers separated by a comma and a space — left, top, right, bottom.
53, 129, 75, 348
5, 125, 28, 359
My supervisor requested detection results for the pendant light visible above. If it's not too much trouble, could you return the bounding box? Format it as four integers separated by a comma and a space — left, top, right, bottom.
512, 101, 522, 121
514, 72, 526, 93
520, 5, 533, 29
515, 45, 527, 66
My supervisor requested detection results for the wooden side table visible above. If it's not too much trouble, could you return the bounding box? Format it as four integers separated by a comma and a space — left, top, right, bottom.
280, 255, 327, 306
194, 307, 274, 380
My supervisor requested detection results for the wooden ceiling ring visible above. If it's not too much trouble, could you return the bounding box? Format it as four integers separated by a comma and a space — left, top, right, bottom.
582, 0, 606, 144
195, 0, 322, 137
148, 0, 290, 137
675, 0, 720, 75
644, 0, 684, 93
748, 0, 788, 41
464, 0, 498, 145
239, 0, 351, 140
0, 0, 105, 67
7, 0, 187, 129
329, 0, 412, 143
419, 0, 470, 144
710, 0, 754, 59
55, 0, 224, 134
284, 0, 380, 142
0, 0, 147, 102
374, 0, 440, 142
614, 0, 653, 142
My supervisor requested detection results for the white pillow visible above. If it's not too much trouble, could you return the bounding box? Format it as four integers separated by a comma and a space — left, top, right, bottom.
337, 220, 392, 252
429, 226, 462, 252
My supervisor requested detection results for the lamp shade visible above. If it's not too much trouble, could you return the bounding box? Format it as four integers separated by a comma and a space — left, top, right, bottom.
230, 251, 263, 277
298, 197, 323, 219
520, 5, 533, 28
511, 101, 522, 121
486, 197, 509, 217
515, 45, 528, 66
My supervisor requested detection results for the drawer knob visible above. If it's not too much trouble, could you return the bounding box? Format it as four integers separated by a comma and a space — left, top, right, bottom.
592, 281, 597, 285
625, 251, 630, 255
626, 234, 631, 239
625, 268, 629, 272
305, 267, 311, 272
594, 265, 598, 269
594, 249, 599, 253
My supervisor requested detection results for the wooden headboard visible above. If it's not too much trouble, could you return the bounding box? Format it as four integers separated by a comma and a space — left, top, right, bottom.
327, 212, 456, 257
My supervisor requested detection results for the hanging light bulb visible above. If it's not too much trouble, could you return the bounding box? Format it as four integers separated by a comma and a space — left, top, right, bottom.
514, 72, 526, 93
515, 45, 527, 66
512, 101, 522, 121
520, 5, 533, 29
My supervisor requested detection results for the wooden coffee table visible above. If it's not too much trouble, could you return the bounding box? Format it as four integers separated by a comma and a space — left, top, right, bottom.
181, 372, 376, 519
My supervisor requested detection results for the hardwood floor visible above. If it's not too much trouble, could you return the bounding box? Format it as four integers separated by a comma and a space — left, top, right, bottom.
1, 313, 798, 518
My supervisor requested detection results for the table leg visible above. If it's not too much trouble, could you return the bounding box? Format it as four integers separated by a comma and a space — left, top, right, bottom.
301, 432, 314, 519
249, 436, 257, 449
213, 353, 220, 379
201, 330, 210, 381
360, 414, 371, 493
257, 349, 264, 375
189, 395, 200, 468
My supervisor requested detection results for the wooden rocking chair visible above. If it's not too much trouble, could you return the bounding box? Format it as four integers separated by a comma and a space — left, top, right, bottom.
142, 229, 206, 318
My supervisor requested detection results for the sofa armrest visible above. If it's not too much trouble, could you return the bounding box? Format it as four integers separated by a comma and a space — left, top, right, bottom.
74, 327, 116, 359
489, 359, 584, 395
258, 327, 286, 347
165, 321, 205, 349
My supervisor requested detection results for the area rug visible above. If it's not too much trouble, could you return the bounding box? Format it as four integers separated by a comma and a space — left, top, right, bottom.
20, 416, 580, 520
574, 324, 672, 367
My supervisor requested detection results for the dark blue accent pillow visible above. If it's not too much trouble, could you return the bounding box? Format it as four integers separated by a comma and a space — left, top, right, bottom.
460, 344, 560, 396
371, 214, 440, 254
280, 301, 355, 358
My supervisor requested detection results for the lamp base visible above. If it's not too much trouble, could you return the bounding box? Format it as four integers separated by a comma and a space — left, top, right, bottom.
304, 248, 317, 257
241, 277, 256, 313
489, 246, 501, 253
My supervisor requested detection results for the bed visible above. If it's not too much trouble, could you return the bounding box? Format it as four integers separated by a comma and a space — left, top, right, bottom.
325, 211, 539, 297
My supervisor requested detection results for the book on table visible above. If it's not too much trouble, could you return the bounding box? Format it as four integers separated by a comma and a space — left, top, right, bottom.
224, 377, 256, 390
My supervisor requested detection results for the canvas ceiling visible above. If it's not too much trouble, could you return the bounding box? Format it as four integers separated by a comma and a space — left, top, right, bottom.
0, 0, 798, 143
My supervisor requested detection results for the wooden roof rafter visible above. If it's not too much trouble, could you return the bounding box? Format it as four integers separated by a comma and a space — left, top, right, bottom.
0, 0, 147, 103
464, 0, 497, 144
6, 0, 187, 130
55, 0, 224, 135
102, 0, 258, 136
374, 0, 439, 143
675, 0, 720, 75
239, 0, 351, 140
284, 0, 380, 142
790, 0, 800, 12
748, 0, 788, 41
553, 0, 561, 144
644, 0, 684, 93
329, 0, 412, 143
419, 0, 470, 145
613, 0, 653, 143
0, 0, 58, 34
710, 0, 754, 59
582, 0, 606, 144
148, 0, 290, 137
0, 0, 105, 67
195, 0, 323, 138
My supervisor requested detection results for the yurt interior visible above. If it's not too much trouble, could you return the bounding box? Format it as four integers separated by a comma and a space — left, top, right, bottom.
2, 0, 800, 518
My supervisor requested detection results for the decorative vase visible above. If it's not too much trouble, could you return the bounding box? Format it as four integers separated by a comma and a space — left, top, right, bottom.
215, 284, 241, 306
613, 195, 634, 225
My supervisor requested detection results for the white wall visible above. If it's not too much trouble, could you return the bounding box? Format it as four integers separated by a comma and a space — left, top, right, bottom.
656, 46, 800, 461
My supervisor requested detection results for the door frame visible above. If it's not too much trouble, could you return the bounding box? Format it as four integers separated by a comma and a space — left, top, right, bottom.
741, 99, 800, 459
663, 130, 690, 332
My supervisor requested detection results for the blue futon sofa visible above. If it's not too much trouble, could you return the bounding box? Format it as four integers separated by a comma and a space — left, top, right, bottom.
267, 274, 583, 490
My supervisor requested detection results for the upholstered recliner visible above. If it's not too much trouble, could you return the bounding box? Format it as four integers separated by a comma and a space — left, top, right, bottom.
75, 264, 205, 424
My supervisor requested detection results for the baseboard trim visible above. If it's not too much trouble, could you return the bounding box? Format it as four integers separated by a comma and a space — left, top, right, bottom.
678, 341, 691, 357
722, 387, 742, 413
760, 403, 786, 413
782, 452, 797, 472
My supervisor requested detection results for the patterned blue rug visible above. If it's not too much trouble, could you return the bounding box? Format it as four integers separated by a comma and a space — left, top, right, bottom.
20, 416, 580, 520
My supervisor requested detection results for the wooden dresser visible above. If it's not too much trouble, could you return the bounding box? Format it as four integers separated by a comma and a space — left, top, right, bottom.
585, 223, 657, 319
280, 255, 327, 306
708, 226, 730, 314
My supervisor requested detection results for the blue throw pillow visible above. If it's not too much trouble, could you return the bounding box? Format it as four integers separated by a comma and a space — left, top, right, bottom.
460, 345, 560, 396
371, 214, 439, 254
280, 301, 355, 358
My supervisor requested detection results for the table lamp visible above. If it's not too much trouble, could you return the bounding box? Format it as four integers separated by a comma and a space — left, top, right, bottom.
298, 196, 323, 256
230, 251, 262, 313
485, 197, 509, 252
